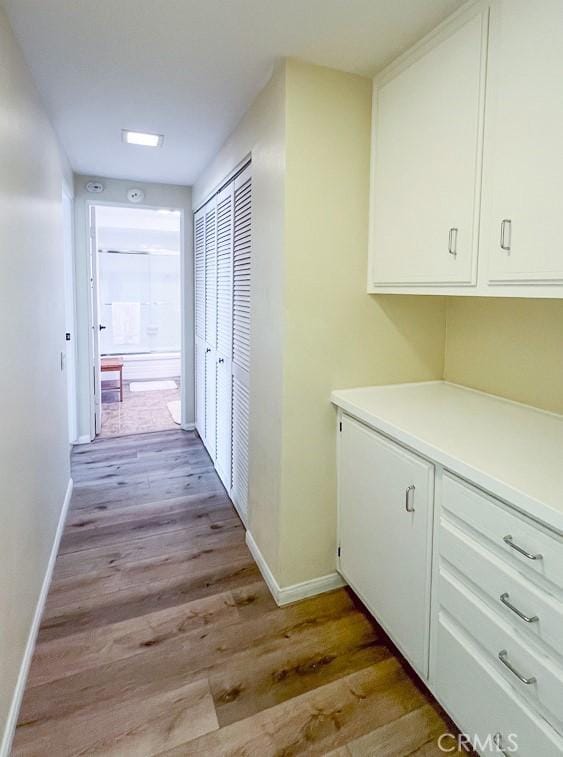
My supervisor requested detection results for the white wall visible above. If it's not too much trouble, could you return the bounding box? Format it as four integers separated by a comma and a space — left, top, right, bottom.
193, 63, 287, 576
0, 7, 73, 752
73, 176, 193, 439
62, 188, 78, 443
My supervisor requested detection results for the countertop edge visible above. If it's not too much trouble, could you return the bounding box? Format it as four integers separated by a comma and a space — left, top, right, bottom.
331, 390, 563, 536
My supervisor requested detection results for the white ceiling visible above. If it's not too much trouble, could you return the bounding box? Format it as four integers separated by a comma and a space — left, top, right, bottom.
2, 0, 464, 186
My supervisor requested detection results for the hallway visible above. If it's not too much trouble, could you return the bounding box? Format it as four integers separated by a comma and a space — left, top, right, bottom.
13, 430, 456, 756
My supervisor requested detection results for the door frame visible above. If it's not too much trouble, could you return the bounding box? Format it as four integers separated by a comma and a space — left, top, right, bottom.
86, 199, 188, 440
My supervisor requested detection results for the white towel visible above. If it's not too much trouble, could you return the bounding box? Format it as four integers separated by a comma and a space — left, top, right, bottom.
111, 302, 141, 345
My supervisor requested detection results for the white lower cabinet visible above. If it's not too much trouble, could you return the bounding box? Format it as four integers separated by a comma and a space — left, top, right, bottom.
336, 408, 563, 755
435, 615, 563, 756
337, 415, 434, 678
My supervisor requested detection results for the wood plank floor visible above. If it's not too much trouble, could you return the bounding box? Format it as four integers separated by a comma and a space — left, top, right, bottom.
13, 429, 463, 756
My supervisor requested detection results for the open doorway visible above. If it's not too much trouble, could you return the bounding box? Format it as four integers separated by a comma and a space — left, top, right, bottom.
90, 204, 183, 438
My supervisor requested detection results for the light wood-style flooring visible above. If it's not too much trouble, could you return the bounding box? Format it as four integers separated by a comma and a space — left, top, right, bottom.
13, 429, 462, 756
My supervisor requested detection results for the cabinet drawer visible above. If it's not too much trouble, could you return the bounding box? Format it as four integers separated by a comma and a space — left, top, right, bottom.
440, 567, 563, 729
440, 519, 563, 658
443, 473, 563, 591
435, 614, 563, 755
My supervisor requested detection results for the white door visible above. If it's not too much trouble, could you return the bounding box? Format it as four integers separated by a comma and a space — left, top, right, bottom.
215, 182, 234, 489
195, 338, 205, 440
194, 208, 206, 439
230, 167, 251, 520
370, 9, 486, 286
204, 199, 217, 458
482, 0, 563, 284
204, 345, 216, 456
338, 415, 434, 677
89, 206, 102, 437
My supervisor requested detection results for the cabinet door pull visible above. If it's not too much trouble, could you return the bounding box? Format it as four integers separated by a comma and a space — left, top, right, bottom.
503, 534, 542, 561
405, 485, 415, 512
498, 649, 536, 685
500, 592, 539, 623
448, 227, 458, 257
500, 219, 512, 251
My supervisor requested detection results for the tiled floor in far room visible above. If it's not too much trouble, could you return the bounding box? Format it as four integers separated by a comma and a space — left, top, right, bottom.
100, 377, 181, 437
13, 429, 468, 756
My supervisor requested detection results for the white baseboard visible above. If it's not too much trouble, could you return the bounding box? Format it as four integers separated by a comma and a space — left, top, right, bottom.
245, 530, 345, 607
1, 478, 73, 757
74, 435, 91, 445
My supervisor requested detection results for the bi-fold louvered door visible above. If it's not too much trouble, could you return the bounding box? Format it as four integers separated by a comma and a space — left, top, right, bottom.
194, 209, 206, 438
230, 167, 251, 520
193, 162, 251, 523
214, 182, 234, 489
204, 199, 217, 459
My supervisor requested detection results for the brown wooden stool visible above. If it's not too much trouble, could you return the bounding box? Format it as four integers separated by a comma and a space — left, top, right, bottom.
101, 356, 124, 402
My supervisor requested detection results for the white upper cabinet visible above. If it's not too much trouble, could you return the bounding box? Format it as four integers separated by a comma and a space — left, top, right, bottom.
368, 0, 563, 297
369, 8, 487, 287
481, 0, 563, 286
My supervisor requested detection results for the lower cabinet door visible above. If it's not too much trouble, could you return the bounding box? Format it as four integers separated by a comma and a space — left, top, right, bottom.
338, 415, 434, 677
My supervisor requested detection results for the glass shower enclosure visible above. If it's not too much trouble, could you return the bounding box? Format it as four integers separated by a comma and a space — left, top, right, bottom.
98, 249, 181, 356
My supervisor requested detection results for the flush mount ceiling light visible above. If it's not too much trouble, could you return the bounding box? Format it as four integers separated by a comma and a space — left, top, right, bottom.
122, 129, 164, 147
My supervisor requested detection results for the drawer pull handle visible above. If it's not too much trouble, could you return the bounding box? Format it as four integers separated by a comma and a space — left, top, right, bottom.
503, 535, 542, 561
500, 219, 512, 251
498, 649, 536, 685
448, 227, 458, 257
405, 485, 415, 513
500, 592, 539, 623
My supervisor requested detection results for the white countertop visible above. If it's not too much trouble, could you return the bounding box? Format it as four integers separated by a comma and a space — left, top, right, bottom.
331, 381, 563, 534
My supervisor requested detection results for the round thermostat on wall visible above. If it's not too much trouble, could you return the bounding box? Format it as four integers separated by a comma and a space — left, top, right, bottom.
86, 181, 104, 193
127, 188, 145, 203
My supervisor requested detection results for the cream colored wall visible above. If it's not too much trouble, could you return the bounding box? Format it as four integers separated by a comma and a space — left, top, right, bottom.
193, 64, 287, 576
73, 177, 193, 441
195, 60, 446, 589
444, 298, 563, 415
278, 61, 446, 586
0, 8, 72, 751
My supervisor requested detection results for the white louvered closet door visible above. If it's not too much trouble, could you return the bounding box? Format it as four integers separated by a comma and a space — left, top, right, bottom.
204, 198, 217, 459
194, 208, 206, 439
215, 182, 234, 490
230, 166, 252, 521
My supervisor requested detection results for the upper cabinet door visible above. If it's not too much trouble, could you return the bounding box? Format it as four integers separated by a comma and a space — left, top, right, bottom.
369, 9, 487, 287
482, 0, 563, 285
